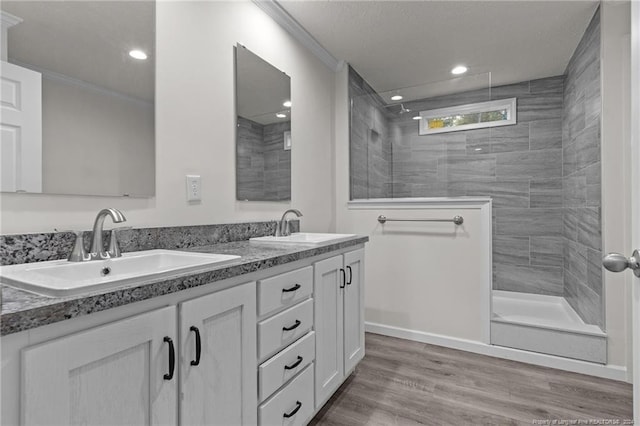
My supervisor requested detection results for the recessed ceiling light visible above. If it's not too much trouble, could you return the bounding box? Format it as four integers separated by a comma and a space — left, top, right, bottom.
451, 65, 468, 75
283, 100, 292, 108
129, 49, 148, 60
412, 116, 421, 120
276, 113, 287, 118
391, 95, 403, 101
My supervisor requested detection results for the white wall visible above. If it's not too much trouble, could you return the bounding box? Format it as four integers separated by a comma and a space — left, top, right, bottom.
0, 1, 335, 235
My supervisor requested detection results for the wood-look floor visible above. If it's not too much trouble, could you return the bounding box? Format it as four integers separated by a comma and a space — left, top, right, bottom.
310, 333, 633, 426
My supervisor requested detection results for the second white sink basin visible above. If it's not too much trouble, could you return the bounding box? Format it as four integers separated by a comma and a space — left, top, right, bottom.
250, 232, 356, 246
0, 249, 240, 297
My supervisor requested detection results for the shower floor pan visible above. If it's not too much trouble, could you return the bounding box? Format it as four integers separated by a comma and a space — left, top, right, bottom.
491, 290, 607, 364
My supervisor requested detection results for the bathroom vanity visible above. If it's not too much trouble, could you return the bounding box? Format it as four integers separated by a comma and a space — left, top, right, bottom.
1, 232, 367, 426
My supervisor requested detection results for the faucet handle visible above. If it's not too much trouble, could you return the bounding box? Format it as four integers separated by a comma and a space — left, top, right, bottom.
107, 229, 124, 258
68, 230, 90, 262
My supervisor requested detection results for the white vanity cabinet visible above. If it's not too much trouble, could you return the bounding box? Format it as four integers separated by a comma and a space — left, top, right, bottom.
179, 282, 257, 426
18, 282, 257, 426
314, 248, 365, 408
21, 306, 178, 425
4, 243, 366, 426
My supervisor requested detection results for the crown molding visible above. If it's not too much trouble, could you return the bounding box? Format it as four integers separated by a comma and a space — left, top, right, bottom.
252, 0, 342, 72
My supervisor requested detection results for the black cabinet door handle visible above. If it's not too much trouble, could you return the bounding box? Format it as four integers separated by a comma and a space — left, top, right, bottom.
163, 336, 175, 380
346, 265, 353, 285
340, 268, 346, 288
282, 283, 301, 293
284, 355, 303, 370
282, 319, 301, 331
283, 401, 302, 418
190, 326, 202, 366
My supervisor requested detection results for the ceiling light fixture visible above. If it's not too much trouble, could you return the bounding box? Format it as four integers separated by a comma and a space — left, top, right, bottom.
391, 95, 403, 101
283, 100, 292, 108
129, 49, 148, 60
276, 113, 287, 118
451, 65, 468, 75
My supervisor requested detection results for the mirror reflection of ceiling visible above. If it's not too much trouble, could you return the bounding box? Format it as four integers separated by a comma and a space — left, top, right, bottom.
236, 46, 291, 125
2, 1, 154, 102
279, 0, 599, 97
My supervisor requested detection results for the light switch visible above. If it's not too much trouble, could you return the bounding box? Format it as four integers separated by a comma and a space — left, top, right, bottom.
186, 175, 201, 202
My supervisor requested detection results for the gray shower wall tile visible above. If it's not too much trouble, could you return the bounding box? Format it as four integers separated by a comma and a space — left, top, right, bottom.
494, 264, 563, 296
437, 155, 497, 181
563, 172, 587, 207
575, 123, 601, 171
463, 180, 530, 208
493, 236, 530, 266
491, 81, 530, 99
529, 119, 562, 151
517, 94, 563, 123
490, 123, 530, 153
564, 269, 603, 328
530, 237, 564, 267
586, 247, 603, 297
495, 208, 562, 236
530, 178, 562, 208
495, 149, 563, 179
577, 207, 601, 251
530, 76, 565, 95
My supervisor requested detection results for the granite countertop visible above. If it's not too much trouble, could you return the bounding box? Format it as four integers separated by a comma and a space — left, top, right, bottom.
0, 236, 368, 336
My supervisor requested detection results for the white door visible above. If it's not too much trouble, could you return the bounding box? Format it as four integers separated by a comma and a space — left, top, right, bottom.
631, 2, 640, 418
180, 282, 257, 426
21, 306, 177, 425
314, 255, 345, 408
343, 249, 365, 373
0, 61, 42, 192
604, 3, 640, 418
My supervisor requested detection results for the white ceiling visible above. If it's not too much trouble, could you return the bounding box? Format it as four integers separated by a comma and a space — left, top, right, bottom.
279, 0, 599, 97
2, 1, 154, 102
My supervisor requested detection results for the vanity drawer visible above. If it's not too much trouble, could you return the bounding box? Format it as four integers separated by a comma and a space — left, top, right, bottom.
258, 267, 313, 317
258, 364, 314, 426
258, 298, 313, 361
259, 331, 315, 402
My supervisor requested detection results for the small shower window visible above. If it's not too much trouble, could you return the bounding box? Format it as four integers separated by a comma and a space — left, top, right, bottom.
419, 98, 517, 135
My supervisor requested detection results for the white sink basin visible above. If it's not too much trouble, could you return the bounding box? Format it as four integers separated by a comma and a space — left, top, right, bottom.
0, 249, 240, 297
250, 232, 356, 246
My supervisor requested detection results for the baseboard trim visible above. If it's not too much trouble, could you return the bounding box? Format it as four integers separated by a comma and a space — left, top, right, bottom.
365, 322, 629, 383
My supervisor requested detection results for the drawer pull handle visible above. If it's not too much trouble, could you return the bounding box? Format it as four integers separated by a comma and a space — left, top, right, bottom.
190, 326, 202, 366
340, 268, 346, 288
283, 401, 302, 418
346, 265, 353, 285
283, 319, 301, 331
282, 283, 301, 293
284, 356, 303, 370
163, 336, 175, 380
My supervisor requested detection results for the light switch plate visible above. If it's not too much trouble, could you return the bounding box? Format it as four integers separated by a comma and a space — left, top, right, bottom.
186, 175, 201, 202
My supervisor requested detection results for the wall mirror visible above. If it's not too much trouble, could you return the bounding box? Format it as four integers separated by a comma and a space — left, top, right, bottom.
235, 45, 291, 201
1, 1, 155, 197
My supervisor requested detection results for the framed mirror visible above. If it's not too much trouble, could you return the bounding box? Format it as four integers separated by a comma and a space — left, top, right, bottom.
0, 1, 155, 197
235, 45, 291, 201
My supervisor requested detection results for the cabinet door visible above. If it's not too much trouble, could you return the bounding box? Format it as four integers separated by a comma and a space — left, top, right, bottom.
343, 249, 365, 373
22, 306, 177, 425
314, 255, 344, 408
180, 282, 257, 426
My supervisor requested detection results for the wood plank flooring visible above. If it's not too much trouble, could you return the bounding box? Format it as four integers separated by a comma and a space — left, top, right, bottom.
310, 333, 633, 425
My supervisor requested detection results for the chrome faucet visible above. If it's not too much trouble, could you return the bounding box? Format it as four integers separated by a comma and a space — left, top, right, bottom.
89, 208, 127, 260
276, 209, 303, 237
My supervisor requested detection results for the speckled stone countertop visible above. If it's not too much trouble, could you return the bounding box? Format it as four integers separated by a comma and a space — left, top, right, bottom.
1, 236, 368, 336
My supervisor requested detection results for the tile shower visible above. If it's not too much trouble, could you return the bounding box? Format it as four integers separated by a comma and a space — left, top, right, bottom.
349, 8, 603, 360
